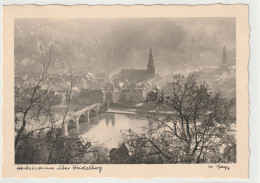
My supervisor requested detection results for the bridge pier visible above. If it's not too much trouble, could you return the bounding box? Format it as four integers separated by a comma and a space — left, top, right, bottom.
76, 117, 79, 133
86, 111, 90, 123
106, 102, 110, 110
96, 106, 100, 120
64, 124, 68, 136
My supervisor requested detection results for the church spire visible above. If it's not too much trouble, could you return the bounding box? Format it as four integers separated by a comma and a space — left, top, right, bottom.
149, 48, 154, 64
147, 48, 155, 78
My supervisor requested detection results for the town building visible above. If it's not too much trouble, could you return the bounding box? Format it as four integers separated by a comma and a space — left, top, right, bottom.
109, 143, 130, 163
191, 46, 235, 97
117, 49, 155, 82
193, 46, 231, 78
74, 89, 105, 105
119, 88, 145, 104
95, 73, 108, 82
86, 73, 109, 90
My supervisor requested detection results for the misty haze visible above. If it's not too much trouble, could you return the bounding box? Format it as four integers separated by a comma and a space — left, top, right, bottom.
15, 18, 236, 164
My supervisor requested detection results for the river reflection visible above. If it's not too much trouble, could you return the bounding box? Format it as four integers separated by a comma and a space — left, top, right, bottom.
16, 107, 148, 150
77, 113, 147, 149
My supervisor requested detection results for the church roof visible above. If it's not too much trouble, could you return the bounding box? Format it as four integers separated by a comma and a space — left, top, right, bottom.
118, 69, 151, 82
121, 69, 147, 73
116, 49, 155, 82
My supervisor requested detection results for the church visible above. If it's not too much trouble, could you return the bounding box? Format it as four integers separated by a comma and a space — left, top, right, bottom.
117, 49, 155, 82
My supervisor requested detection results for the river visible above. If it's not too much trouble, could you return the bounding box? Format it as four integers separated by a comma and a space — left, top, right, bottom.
71, 113, 147, 149
15, 105, 149, 150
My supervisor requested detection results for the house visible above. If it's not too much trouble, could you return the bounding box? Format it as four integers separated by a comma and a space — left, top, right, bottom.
75, 89, 105, 105
109, 143, 131, 163
120, 88, 145, 103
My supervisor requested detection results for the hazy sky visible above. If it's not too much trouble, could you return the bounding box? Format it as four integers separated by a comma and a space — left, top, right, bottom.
15, 18, 236, 75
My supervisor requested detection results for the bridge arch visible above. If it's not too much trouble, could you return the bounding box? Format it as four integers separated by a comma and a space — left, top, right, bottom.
79, 114, 88, 124
99, 104, 106, 113
66, 119, 79, 135
89, 108, 97, 118
67, 119, 77, 131
60, 103, 104, 136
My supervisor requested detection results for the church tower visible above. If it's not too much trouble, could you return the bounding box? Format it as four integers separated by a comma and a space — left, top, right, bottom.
147, 49, 155, 78
219, 46, 230, 73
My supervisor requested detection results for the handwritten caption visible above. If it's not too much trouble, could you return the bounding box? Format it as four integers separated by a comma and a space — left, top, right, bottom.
208, 164, 230, 171
16, 165, 103, 173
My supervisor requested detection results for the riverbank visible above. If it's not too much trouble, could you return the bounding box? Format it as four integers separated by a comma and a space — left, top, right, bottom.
106, 108, 173, 115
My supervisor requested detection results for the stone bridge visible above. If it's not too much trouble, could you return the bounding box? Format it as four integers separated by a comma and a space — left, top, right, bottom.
56, 103, 105, 135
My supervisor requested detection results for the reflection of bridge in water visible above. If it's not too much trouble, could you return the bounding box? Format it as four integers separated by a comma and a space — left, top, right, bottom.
55, 103, 106, 135
78, 112, 115, 134
56, 102, 173, 136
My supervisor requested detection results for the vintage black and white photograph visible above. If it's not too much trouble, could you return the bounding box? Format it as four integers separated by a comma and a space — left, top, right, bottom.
14, 18, 236, 165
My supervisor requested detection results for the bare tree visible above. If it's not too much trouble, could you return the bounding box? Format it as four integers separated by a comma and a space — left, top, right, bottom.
123, 74, 236, 164
15, 43, 53, 148
14, 45, 105, 164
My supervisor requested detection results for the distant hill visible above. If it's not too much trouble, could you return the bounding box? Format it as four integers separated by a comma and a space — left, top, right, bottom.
15, 18, 236, 76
